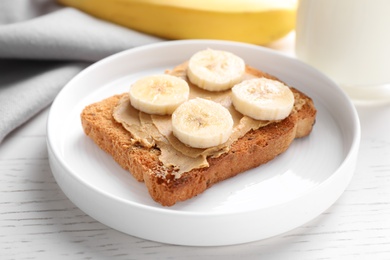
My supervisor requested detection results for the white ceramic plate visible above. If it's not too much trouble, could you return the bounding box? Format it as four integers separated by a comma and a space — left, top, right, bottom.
47, 40, 360, 246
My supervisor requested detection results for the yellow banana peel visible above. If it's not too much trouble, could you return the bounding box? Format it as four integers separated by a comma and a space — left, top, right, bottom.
58, 0, 297, 45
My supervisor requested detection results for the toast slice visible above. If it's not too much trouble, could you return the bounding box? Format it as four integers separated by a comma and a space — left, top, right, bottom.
80, 64, 316, 206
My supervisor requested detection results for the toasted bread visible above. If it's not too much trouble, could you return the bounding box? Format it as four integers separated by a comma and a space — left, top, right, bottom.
80, 64, 316, 206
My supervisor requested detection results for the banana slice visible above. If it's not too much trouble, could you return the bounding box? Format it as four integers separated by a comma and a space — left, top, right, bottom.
231, 78, 295, 121
187, 49, 246, 91
172, 98, 233, 148
129, 74, 190, 115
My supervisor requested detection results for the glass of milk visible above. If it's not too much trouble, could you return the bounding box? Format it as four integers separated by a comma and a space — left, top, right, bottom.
295, 0, 390, 105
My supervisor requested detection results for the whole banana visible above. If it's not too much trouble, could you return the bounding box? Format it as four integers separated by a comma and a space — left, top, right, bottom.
58, 0, 297, 45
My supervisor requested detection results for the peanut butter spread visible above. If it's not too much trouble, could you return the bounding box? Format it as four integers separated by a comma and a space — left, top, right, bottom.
113, 63, 276, 178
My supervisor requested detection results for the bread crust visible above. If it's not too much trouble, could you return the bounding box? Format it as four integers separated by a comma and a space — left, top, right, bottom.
80, 67, 316, 206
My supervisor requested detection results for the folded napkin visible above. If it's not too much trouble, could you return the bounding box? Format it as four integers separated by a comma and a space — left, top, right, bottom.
0, 0, 163, 143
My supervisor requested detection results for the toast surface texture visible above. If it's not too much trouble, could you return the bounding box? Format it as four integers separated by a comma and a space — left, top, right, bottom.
81, 65, 317, 206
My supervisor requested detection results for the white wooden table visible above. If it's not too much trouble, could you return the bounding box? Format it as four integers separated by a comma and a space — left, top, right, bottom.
1, 33, 390, 260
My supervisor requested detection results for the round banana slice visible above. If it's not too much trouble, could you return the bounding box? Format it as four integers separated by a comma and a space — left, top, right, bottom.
232, 78, 295, 121
187, 49, 246, 91
129, 74, 190, 115
172, 98, 234, 148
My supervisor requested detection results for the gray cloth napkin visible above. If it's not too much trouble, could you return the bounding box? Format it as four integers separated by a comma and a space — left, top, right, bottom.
0, 0, 164, 143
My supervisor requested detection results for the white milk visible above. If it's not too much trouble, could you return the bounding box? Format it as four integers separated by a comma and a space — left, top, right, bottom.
295, 0, 390, 104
